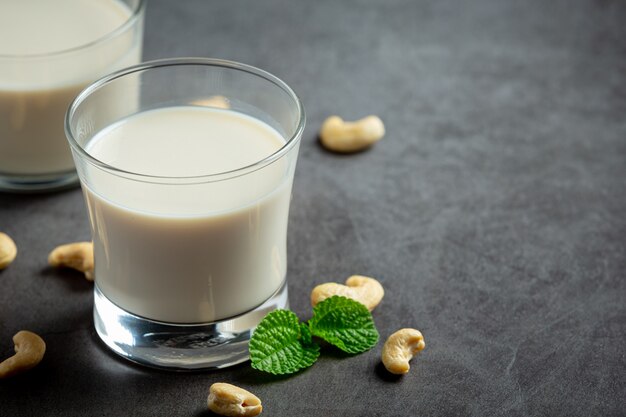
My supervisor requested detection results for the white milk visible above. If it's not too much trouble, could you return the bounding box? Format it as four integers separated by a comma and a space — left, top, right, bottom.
0, 0, 141, 175
83, 107, 292, 323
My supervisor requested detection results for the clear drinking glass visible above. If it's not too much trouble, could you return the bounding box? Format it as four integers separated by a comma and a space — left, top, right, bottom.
65, 58, 305, 369
0, 0, 145, 192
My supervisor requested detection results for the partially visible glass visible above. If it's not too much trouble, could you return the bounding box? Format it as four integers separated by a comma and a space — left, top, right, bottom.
66, 58, 305, 370
0, 0, 145, 192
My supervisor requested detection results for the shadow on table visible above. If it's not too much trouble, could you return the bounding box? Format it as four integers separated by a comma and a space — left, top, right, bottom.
192, 410, 221, 417
41, 266, 93, 293
374, 361, 403, 383
0, 186, 78, 208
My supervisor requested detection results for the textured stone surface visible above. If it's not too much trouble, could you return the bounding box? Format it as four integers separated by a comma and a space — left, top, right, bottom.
1, 0, 625, 415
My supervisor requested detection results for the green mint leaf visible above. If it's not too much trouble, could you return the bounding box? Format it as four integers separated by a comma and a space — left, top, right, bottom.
249, 309, 320, 375
308, 296, 379, 354
300, 322, 313, 346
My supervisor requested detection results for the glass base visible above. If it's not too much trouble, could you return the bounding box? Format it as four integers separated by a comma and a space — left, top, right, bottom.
93, 281, 289, 370
0, 171, 78, 193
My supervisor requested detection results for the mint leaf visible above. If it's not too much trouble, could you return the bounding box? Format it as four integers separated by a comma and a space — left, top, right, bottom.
249, 297, 379, 374
308, 296, 379, 354
300, 322, 313, 346
249, 309, 320, 375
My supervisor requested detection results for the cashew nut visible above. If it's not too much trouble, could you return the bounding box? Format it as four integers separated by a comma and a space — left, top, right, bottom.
191, 95, 231, 109
207, 383, 262, 416
0, 232, 17, 270
0, 331, 46, 379
381, 328, 425, 375
311, 275, 384, 311
48, 242, 94, 281
319, 115, 385, 153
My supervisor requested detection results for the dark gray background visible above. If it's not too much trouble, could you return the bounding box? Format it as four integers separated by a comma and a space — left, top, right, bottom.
1, 0, 625, 415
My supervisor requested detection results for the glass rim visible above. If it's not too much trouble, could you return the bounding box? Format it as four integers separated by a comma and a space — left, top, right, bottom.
65, 57, 306, 184
0, 0, 146, 59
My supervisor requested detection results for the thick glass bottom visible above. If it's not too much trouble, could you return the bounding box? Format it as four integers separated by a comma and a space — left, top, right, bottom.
93, 281, 289, 370
0, 171, 78, 192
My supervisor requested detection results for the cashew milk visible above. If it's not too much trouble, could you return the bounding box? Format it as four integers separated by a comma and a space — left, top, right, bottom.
0, 0, 141, 175
83, 107, 291, 323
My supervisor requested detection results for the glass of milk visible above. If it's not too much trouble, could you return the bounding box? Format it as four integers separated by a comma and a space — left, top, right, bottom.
65, 58, 305, 369
0, 0, 145, 192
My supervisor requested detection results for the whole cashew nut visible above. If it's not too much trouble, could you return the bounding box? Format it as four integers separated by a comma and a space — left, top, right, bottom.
381, 328, 425, 375
311, 275, 384, 311
48, 242, 94, 281
0, 331, 46, 379
319, 115, 385, 153
207, 383, 262, 416
0, 232, 17, 270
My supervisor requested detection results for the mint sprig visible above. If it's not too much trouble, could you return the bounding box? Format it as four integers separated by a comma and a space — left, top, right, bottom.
249, 296, 379, 375
308, 296, 379, 354
249, 310, 320, 375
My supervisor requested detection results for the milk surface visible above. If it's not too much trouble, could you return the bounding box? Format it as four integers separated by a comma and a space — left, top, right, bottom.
83, 107, 292, 323
0, 0, 140, 175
